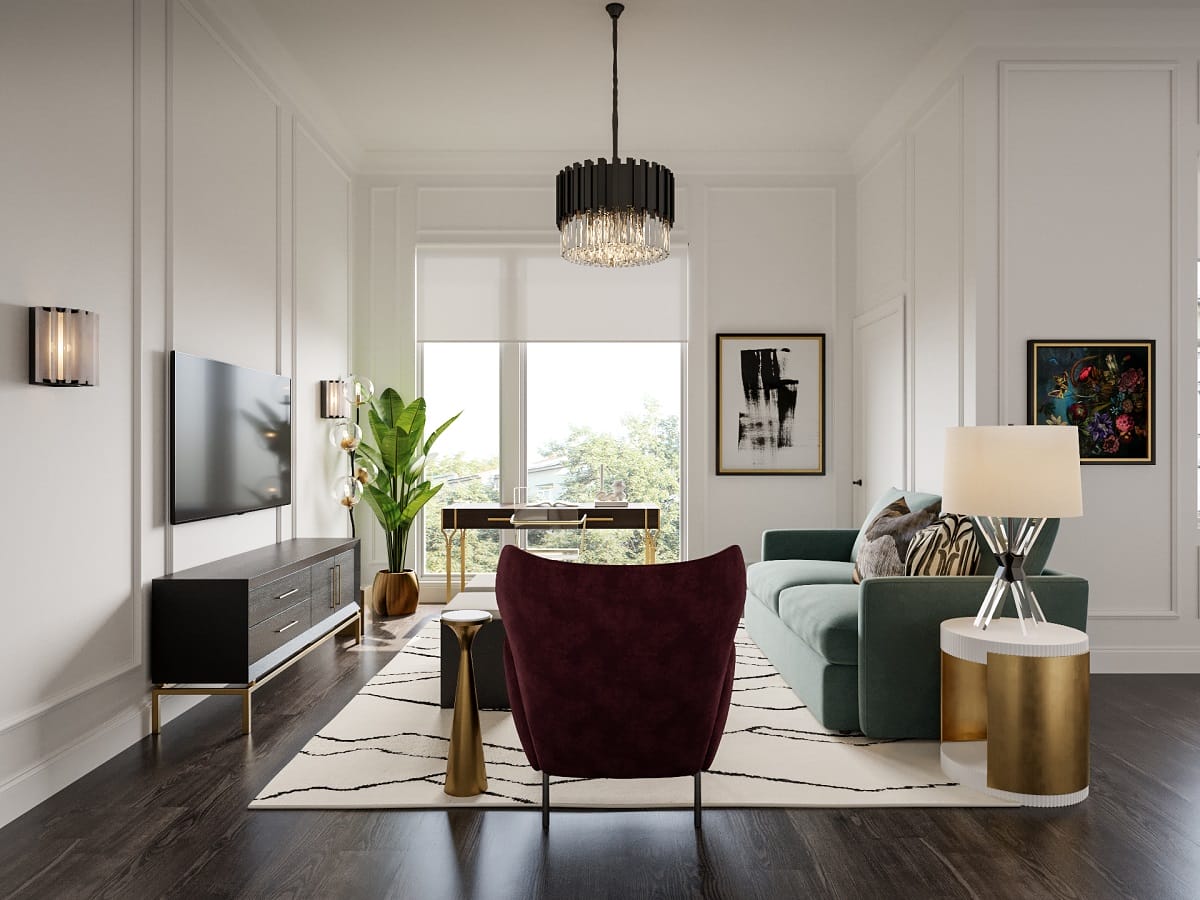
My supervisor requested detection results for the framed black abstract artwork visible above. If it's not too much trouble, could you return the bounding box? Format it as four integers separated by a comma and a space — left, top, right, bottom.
716, 333, 825, 475
1027, 339, 1154, 465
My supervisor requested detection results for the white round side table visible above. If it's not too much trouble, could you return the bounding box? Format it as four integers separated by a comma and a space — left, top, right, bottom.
939, 617, 1090, 807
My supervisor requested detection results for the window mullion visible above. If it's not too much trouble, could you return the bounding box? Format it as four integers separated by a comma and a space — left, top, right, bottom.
499, 341, 524, 552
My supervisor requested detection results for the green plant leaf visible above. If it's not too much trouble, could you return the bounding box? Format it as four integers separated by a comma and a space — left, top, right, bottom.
399, 482, 443, 528
405, 453, 426, 480
396, 398, 426, 436
375, 388, 406, 428
356, 441, 385, 475
366, 408, 399, 475
361, 483, 403, 532
424, 411, 461, 456
379, 423, 422, 476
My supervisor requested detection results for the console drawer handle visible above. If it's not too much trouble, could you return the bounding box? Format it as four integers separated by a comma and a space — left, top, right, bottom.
275, 619, 299, 634
276, 588, 300, 601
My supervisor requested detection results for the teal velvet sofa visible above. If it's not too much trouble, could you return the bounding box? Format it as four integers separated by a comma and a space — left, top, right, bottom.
744, 489, 1089, 739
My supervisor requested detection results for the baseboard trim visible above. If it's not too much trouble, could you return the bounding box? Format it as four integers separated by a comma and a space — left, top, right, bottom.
0, 694, 204, 831
1091, 648, 1200, 674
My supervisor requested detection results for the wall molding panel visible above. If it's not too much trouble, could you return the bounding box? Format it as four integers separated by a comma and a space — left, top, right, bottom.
852, 36, 1200, 667
0, 0, 353, 829
998, 60, 1178, 620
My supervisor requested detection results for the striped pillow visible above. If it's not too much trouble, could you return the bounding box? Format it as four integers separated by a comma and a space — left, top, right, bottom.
905, 514, 981, 577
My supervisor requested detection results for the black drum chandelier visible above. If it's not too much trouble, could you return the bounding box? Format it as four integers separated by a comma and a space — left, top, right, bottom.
556, 3, 674, 267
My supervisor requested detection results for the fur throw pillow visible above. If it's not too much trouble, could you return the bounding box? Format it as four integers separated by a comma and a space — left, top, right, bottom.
852, 498, 943, 583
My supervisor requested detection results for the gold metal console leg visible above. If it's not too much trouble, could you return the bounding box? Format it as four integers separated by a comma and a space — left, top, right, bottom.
151, 690, 161, 735
242, 690, 252, 735
644, 528, 658, 564
460, 529, 467, 595
443, 529, 454, 602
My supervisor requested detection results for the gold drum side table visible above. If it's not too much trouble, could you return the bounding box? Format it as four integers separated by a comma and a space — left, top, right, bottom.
442, 609, 492, 797
940, 617, 1089, 807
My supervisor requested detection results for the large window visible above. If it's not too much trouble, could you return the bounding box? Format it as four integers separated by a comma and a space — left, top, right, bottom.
416, 245, 687, 576
525, 343, 681, 564
420, 341, 683, 574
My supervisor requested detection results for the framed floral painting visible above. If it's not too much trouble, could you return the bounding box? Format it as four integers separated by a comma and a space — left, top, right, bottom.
1027, 340, 1154, 464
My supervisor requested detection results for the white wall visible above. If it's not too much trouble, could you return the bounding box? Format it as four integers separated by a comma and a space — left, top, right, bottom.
855, 76, 967, 503
989, 58, 1196, 671
0, 0, 140, 828
294, 127, 352, 538
0, 0, 351, 828
354, 169, 855, 570
853, 13, 1200, 672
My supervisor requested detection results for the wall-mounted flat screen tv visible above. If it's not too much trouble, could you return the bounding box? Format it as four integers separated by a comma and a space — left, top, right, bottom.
170, 351, 292, 525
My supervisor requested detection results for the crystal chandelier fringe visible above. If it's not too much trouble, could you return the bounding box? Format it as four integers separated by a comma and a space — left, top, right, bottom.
555, 3, 674, 267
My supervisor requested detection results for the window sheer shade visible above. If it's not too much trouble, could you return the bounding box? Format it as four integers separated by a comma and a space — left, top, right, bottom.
417, 246, 688, 342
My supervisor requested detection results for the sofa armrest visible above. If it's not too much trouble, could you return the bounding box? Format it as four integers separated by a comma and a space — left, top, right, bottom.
761, 529, 858, 562
857, 574, 1089, 739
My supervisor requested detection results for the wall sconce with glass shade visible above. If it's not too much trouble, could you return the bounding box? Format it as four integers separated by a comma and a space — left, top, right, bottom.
29, 306, 99, 386
320, 379, 350, 418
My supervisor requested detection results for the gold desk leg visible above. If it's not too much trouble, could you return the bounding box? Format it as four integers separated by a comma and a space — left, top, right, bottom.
151, 690, 161, 735
241, 689, 252, 735
443, 529, 454, 602
355, 612, 363, 646
644, 528, 658, 564
460, 529, 467, 595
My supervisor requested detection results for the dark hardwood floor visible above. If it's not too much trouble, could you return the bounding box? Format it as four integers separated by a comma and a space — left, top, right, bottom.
2, 611, 1199, 900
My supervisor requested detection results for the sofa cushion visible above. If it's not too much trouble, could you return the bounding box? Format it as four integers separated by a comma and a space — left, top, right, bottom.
852, 498, 942, 583
905, 513, 981, 577
850, 488, 942, 563
777, 584, 861, 666
746, 559, 857, 612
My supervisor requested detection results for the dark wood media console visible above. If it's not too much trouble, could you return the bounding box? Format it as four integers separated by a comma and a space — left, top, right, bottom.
151, 538, 361, 734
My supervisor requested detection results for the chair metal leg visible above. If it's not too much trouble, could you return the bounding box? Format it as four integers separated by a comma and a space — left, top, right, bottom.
694, 772, 702, 829
542, 771, 550, 832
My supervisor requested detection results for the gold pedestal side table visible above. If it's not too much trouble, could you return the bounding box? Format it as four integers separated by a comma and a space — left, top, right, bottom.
442, 609, 493, 797
940, 617, 1090, 807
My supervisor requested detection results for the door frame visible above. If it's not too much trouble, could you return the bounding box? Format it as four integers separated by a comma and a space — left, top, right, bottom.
851, 294, 908, 524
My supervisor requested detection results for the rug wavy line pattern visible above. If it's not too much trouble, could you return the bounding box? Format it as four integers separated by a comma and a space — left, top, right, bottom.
250, 621, 1009, 810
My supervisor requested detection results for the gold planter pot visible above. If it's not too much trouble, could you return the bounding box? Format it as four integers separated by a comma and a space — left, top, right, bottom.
370, 569, 420, 617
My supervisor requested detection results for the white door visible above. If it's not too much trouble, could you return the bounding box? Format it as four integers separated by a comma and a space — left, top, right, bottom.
852, 297, 907, 524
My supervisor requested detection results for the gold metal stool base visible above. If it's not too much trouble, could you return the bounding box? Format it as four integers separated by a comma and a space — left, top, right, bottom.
443, 609, 492, 796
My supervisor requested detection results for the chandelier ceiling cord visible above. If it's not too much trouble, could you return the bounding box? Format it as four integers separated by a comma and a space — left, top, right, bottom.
556, 3, 675, 267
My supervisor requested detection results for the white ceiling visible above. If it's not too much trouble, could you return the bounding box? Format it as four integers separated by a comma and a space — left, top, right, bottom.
242, 0, 1200, 162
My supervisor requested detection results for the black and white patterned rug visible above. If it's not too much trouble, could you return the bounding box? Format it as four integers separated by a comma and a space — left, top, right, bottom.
251, 621, 1007, 809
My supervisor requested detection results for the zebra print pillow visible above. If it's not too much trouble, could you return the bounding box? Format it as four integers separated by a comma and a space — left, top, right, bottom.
904, 514, 981, 577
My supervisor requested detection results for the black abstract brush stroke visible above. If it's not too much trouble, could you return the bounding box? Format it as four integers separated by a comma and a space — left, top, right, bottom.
705, 769, 958, 792
737, 347, 798, 454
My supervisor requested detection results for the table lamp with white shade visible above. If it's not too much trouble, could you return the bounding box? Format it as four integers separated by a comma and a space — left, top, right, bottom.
942, 426, 1083, 632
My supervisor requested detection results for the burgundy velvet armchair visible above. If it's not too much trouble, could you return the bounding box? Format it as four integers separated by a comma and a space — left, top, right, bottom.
494, 543, 746, 830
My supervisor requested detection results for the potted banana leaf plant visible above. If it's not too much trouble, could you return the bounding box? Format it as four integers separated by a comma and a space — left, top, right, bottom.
355, 388, 459, 617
